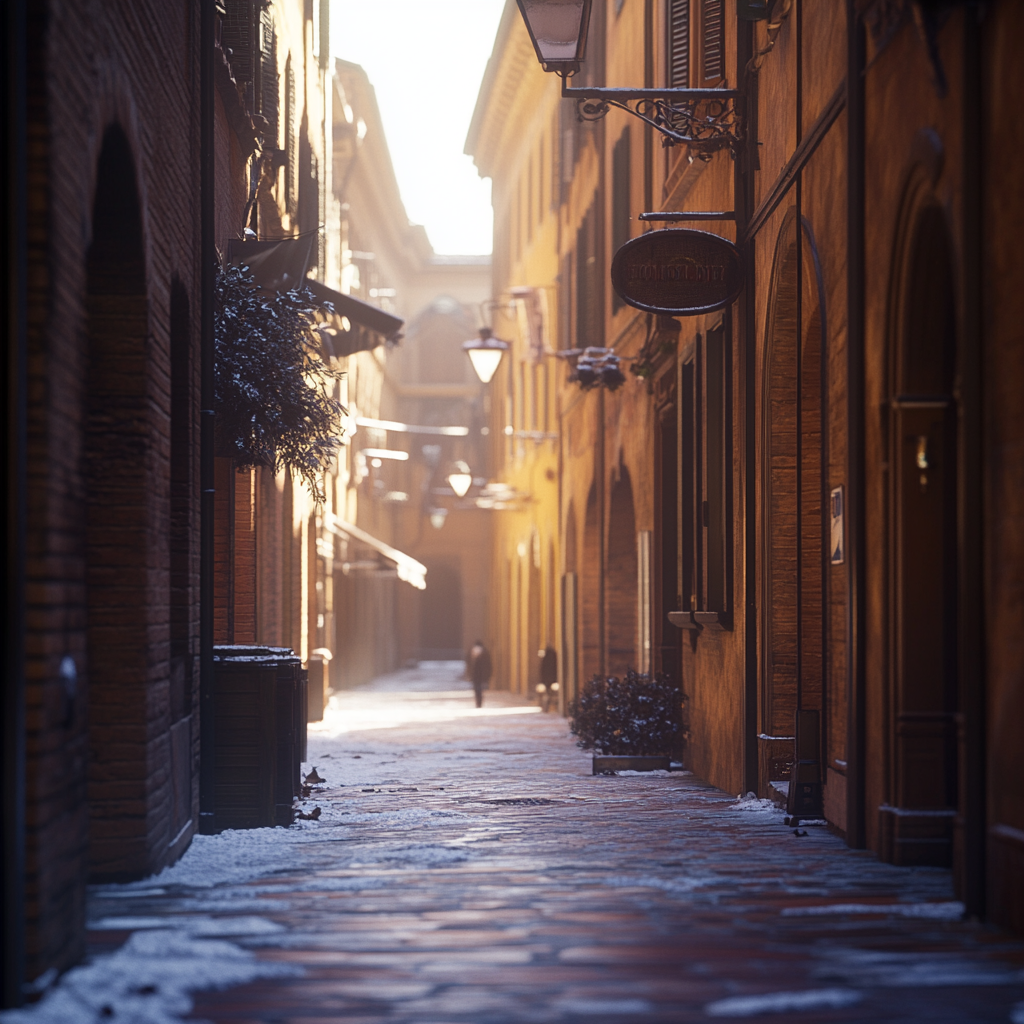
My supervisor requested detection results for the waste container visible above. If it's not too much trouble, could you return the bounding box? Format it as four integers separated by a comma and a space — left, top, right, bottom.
212, 645, 307, 830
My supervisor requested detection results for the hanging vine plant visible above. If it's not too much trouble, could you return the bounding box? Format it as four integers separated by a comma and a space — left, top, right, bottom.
214, 261, 344, 501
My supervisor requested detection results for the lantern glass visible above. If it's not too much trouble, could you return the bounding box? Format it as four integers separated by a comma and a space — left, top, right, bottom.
467, 347, 504, 384
517, 0, 591, 71
462, 328, 510, 384
447, 461, 473, 498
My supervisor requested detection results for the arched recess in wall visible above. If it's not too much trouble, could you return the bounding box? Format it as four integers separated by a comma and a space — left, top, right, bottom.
168, 279, 194, 841
527, 532, 542, 689
563, 504, 579, 706
581, 484, 602, 683
85, 125, 155, 878
760, 208, 827, 794
606, 466, 638, 676
881, 191, 958, 868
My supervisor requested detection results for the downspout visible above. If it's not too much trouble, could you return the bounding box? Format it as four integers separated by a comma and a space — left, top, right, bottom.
845, 0, 867, 850
3, 0, 27, 1005
737, 16, 758, 798
199, 0, 217, 834
959, 3, 985, 920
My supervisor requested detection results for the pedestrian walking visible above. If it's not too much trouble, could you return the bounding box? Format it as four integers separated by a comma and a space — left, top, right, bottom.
468, 640, 492, 708
537, 645, 558, 712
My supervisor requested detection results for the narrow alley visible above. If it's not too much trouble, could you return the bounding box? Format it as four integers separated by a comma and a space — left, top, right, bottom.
65, 664, 1023, 1023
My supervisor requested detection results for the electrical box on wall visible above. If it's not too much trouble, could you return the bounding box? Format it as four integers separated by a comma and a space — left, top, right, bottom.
737, 0, 770, 19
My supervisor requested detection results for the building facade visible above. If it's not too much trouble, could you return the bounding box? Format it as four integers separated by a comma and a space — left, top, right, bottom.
469, 0, 1024, 930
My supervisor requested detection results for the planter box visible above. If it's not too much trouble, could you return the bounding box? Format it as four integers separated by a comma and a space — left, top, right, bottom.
593, 755, 671, 775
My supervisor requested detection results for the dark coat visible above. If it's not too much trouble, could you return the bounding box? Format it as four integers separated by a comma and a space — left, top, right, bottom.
471, 646, 492, 686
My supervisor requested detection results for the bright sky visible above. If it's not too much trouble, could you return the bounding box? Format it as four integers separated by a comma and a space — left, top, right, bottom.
331, 0, 506, 256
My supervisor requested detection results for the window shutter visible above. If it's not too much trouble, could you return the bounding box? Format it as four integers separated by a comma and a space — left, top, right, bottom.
222, 0, 255, 83
611, 130, 631, 313
285, 57, 298, 215
701, 0, 724, 82
259, 10, 278, 141
669, 0, 689, 88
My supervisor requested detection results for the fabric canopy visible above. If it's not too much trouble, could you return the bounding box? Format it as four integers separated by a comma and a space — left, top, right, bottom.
324, 514, 426, 590
225, 238, 404, 355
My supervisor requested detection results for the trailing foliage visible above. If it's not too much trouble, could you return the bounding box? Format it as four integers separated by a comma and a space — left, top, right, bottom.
214, 262, 344, 500
568, 670, 685, 756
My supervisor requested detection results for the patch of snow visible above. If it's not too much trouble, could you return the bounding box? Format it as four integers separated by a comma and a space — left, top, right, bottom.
555, 997, 653, 1015
730, 794, 782, 814
814, 948, 1024, 988
0, 928, 300, 1024
603, 873, 714, 896
89, 916, 286, 937
613, 769, 675, 777
782, 901, 964, 920
1010, 1000, 1024, 1024
705, 988, 862, 1017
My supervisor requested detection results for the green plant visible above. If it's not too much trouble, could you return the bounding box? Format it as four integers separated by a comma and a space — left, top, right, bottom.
568, 670, 685, 756
215, 262, 344, 500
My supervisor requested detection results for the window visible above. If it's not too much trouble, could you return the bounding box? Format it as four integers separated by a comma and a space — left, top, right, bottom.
575, 203, 601, 348
680, 322, 731, 625
611, 129, 631, 313
222, 0, 255, 82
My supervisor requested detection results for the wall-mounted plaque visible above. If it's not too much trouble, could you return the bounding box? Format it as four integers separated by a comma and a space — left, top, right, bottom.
610, 228, 744, 317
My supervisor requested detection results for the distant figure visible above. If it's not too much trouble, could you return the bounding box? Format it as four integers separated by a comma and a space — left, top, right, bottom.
538, 645, 558, 712
469, 640, 492, 708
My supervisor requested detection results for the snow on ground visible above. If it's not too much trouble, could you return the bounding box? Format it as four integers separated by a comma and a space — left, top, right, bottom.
6, 661, 1024, 1023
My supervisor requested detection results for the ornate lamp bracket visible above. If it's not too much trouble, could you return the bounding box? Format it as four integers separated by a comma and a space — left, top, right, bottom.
561, 78, 744, 159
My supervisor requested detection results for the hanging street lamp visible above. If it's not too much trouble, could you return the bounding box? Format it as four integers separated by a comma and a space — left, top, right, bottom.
514, 0, 743, 157
462, 327, 510, 385
515, 0, 592, 75
446, 461, 473, 498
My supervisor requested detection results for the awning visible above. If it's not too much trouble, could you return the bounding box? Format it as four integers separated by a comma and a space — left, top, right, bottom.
226, 237, 315, 292
225, 239, 405, 354
305, 278, 405, 355
324, 514, 426, 590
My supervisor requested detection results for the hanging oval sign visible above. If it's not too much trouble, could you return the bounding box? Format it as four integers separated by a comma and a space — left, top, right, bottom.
610, 228, 744, 316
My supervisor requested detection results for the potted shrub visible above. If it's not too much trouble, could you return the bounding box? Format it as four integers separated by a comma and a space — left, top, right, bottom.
568, 670, 686, 774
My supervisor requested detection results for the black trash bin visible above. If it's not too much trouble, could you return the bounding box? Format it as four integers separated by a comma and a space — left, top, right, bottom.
212, 645, 307, 830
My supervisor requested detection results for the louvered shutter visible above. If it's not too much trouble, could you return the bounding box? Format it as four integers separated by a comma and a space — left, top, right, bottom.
669, 0, 689, 89
222, 0, 255, 83
701, 0, 724, 82
260, 9, 278, 140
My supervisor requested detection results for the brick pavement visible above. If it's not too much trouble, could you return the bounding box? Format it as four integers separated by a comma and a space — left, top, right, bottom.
83, 663, 1024, 1023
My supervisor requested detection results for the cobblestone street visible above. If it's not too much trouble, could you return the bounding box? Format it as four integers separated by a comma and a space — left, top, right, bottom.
75, 663, 1024, 1023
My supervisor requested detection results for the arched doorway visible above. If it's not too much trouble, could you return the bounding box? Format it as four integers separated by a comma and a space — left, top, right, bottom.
880, 202, 958, 867
761, 211, 827, 808
85, 126, 158, 878
581, 484, 602, 682
527, 532, 542, 693
606, 467, 638, 676
563, 505, 579, 708
419, 561, 463, 659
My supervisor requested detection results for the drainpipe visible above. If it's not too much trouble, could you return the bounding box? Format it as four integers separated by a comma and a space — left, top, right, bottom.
199, 0, 216, 834
3, 0, 27, 1005
844, 1, 867, 850
737, 16, 758, 799
959, 4, 984, 920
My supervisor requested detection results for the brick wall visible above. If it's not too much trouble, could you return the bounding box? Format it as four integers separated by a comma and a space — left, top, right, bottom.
21, 0, 246, 979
